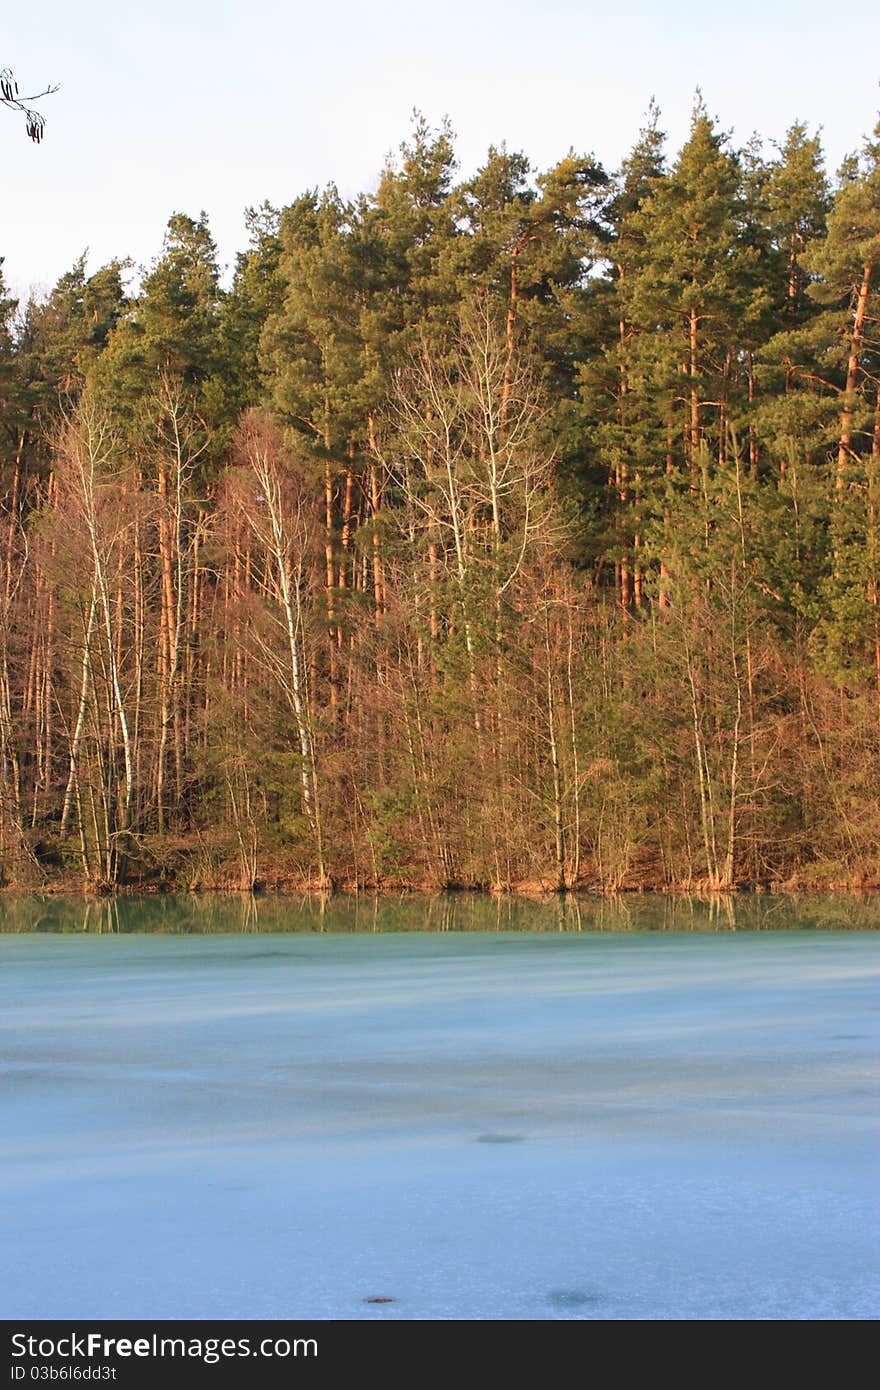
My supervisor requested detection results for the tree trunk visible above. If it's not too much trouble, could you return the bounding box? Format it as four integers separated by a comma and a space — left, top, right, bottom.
836, 263, 873, 488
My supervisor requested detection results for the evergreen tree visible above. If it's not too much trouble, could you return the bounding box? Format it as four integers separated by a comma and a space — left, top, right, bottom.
371, 113, 461, 342
91, 212, 226, 437
801, 119, 880, 691
577, 103, 667, 596
0, 258, 20, 447
219, 202, 284, 420
753, 124, 831, 473
18, 256, 128, 409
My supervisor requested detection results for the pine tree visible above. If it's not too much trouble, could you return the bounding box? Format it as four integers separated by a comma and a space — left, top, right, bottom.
801, 119, 880, 693
578, 102, 667, 601
90, 212, 226, 436
0, 259, 21, 474
218, 202, 284, 421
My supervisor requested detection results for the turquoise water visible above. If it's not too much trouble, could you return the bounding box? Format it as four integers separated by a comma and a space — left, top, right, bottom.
1, 897, 877, 1319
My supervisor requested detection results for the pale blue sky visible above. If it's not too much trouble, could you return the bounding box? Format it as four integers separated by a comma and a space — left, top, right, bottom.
3, 0, 878, 301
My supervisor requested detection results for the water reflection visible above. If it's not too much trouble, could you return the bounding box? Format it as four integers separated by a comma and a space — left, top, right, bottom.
1, 890, 879, 935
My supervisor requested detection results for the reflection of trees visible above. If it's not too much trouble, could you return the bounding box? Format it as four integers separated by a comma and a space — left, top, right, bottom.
79, 898, 122, 934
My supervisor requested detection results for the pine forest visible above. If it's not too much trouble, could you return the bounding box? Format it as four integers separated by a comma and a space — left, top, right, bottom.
2, 99, 879, 896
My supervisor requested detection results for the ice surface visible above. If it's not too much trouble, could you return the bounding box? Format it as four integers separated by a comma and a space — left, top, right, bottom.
1, 927, 877, 1319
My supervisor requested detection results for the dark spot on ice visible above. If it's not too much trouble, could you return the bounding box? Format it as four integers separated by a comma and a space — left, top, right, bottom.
829, 1033, 864, 1040
364, 1296, 395, 1304
548, 1289, 604, 1309
476, 1133, 525, 1144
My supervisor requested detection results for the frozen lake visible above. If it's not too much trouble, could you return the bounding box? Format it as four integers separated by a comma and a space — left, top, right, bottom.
1, 902, 878, 1320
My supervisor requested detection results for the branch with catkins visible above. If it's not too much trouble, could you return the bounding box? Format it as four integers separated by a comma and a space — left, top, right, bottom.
1, 65, 59, 143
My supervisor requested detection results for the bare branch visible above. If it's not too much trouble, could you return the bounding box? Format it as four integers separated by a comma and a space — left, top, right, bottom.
1, 66, 59, 143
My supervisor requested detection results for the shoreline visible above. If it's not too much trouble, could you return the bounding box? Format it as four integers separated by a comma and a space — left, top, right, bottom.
3, 877, 880, 901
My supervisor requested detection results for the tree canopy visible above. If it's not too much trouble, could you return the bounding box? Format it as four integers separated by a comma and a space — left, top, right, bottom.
1, 101, 879, 894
